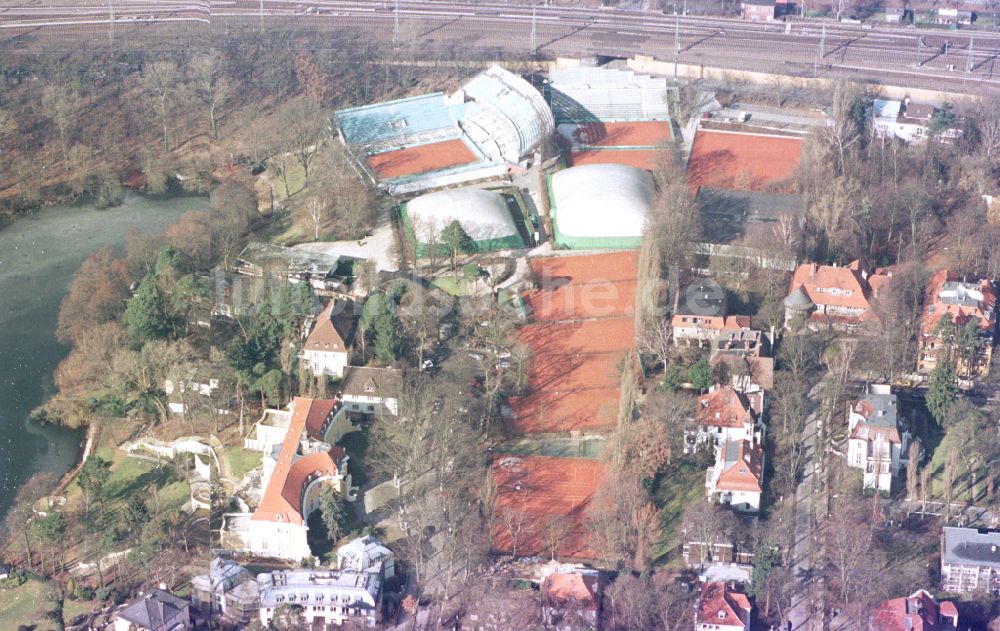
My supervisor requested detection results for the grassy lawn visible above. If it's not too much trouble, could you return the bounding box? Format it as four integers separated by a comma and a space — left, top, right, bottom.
67, 448, 184, 515
227, 447, 263, 479
431, 275, 470, 297
652, 461, 707, 567
63, 596, 98, 625
274, 159, 306, 199
0, 579, 58, 630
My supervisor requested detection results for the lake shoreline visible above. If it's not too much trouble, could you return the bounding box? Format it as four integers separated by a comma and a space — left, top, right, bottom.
0, 193, 209, 521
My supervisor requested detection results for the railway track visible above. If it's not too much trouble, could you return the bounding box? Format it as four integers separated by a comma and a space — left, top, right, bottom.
1, 0, 998, 91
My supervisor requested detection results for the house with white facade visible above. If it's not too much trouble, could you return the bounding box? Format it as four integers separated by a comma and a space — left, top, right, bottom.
687, 385, 763, 453
705, 438, 765, 513
846, 384, 913, 493
696, 582, 752, 631
337, 536, 395, 578
941, 526, 1000, 595
257, 569, 382, 628
339, 366, 401, 417
225, 397, 354, 561
872, 98, 962, 143
301, 299, 357, 378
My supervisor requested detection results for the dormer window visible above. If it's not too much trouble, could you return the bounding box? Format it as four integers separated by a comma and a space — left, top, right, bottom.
717, 610, 726, 620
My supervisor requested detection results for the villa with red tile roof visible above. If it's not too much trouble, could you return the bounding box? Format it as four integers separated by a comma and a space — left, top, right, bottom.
784, 260, 892, 330
672, 280, 753, 347
705, 439, 765, 513
917, 270, 997, 378
871, 589, 958, 631
687, 385, 763, 453
301, 299, 357, 378
696, 582, 752, 631
226, 397, 355, 561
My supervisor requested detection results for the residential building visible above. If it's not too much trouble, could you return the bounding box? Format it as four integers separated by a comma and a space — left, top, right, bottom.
541, 571, 601, 631
884, 6, 905, 23
696, 582, 752, 631
785, 260, 891, 329
164, 372, 229, 416
672, 281, 752, 347
709, 329, 774, 393
870, 589, 958, 631
191, 557, 259, 623
688, 385, 763, 452
872, 99, 963, 143
846, 384, 913, 493
0, 563, 10, 580
339, 366, 401, 417
337, 536, 395, 578
257, 569, 382, 628
941, 527, 1000, 595
741, 0, 776, 21
113, 589, 192, 631
935, 8, 973, 25
226, 397, 354, 561
301, 299, 357, 378
917, 271, 996, 378
705, 438, 765, 513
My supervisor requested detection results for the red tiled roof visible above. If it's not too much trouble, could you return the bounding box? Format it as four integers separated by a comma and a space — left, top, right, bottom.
698, 582, 751, 629
716, 440, 764, 493
695, 386, 756, 429
872, 590, 953, 631
542, 573, 599, 610
252, 397, 345, 526
920, 270, 997, 335
789, 261, 873, 310
671, 314, 752, 331
305, 300, 357, 353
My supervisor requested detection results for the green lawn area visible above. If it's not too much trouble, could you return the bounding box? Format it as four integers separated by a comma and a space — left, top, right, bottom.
63, 596, 98, 625
652, 461, 706, 567
431, 275, 471, 297
0, 579, 58, 630
227, 448, 263, 479
274, 159, 306, 199
67, 448, 185, 514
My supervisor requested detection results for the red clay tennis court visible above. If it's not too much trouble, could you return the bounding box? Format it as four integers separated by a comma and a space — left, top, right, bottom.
492, 455, 605, 559
569, 149, 662, 171
512, 253, 638, 434
523, 252, 639, 321
687, 129, 803, 192
558, 121, 673, 148
366, 138, 478, 179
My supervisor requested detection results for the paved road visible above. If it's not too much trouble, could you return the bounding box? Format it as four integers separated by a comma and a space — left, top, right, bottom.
2, 1, 1000, 93
786, 379, 829, 631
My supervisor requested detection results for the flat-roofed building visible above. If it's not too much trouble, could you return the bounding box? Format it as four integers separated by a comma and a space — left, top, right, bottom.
941, 527, 1000, 594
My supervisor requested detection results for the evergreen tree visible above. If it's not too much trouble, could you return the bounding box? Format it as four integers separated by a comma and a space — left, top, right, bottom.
77, 456, 111, 515
124, 275, 170, 342
688, 358, 713, 393
440, 219, 475, 274
926, 358, 957, 425
318, 486, 349, 542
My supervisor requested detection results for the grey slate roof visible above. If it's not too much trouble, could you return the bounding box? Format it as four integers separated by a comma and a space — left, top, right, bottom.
861, 392, 898, 429
676, 281, 726, 317
943, 527, 1000, 567
697, 187, 805, 245
117, 588, 189, 631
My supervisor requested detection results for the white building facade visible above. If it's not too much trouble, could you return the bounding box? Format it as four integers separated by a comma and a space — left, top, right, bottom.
846, 384, 912, 493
